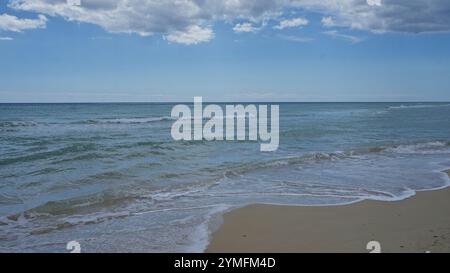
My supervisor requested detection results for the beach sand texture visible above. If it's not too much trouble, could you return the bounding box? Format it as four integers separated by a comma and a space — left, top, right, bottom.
207, 170, 450, 253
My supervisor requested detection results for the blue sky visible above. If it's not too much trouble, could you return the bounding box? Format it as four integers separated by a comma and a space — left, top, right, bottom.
1, 0, 450, 102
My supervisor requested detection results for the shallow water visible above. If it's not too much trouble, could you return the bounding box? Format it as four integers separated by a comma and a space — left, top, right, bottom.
0, 102, 449, 252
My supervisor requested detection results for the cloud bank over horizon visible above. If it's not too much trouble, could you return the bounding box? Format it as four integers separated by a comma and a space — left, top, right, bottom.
1, 0, 450, 44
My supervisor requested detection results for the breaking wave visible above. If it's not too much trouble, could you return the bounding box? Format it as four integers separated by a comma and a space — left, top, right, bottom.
75, 117, 175, 125
388, 104, 450, 109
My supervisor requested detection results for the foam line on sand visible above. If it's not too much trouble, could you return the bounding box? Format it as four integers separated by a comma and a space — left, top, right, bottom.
207, 170, 450, 253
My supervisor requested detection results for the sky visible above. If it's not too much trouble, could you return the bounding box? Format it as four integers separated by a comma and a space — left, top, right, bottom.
1, 0, 450, 103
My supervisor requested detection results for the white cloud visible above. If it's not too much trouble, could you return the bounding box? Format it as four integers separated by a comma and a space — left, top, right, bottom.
274, 17, 308, 30
5, 0, 450, 44
292, 0, 450, 33
321, 16, 335, 27
164, 25, 214, 45
323, 30, 363, 44
0, 13, 47, 32
233, 22, 258, 33
0, 36, 14, 41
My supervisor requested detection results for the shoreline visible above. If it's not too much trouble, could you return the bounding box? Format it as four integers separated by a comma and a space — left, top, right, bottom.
206, 170, 450, 253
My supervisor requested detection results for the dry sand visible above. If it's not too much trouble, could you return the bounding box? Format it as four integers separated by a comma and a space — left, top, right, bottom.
207, 170, 450, 253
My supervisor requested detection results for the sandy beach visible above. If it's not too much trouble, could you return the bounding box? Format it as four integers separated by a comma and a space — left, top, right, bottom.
207, 170, 450, 253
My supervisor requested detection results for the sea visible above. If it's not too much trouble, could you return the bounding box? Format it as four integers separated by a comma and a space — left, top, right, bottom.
0, 102, 449, 252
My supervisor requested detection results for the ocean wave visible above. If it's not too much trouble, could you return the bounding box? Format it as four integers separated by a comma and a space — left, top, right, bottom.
75, 116, 175, 125
0, 143, 99, 166
387, 104, 450, 109
211, 151, 363, 180
0, 187, 214, 238
216, 141, 450, 177
75, 114, 260, 125
0, 193, 23, 205
4, 191, 139, 221
0, 209, 132, 238
385, 141, 450, 154
0, 121, 39, 128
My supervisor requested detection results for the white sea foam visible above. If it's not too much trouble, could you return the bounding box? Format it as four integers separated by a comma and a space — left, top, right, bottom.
386, 141, 450, 154
388, 104, 450, 109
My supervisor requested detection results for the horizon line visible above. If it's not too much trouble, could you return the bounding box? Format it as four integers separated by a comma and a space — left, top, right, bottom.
1, 101, 450, 104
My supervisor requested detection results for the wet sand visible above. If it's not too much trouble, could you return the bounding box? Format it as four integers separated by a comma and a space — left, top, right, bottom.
207, 170, 450, 253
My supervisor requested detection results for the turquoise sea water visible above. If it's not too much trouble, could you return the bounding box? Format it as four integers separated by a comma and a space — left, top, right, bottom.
0, 102, 449, 252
